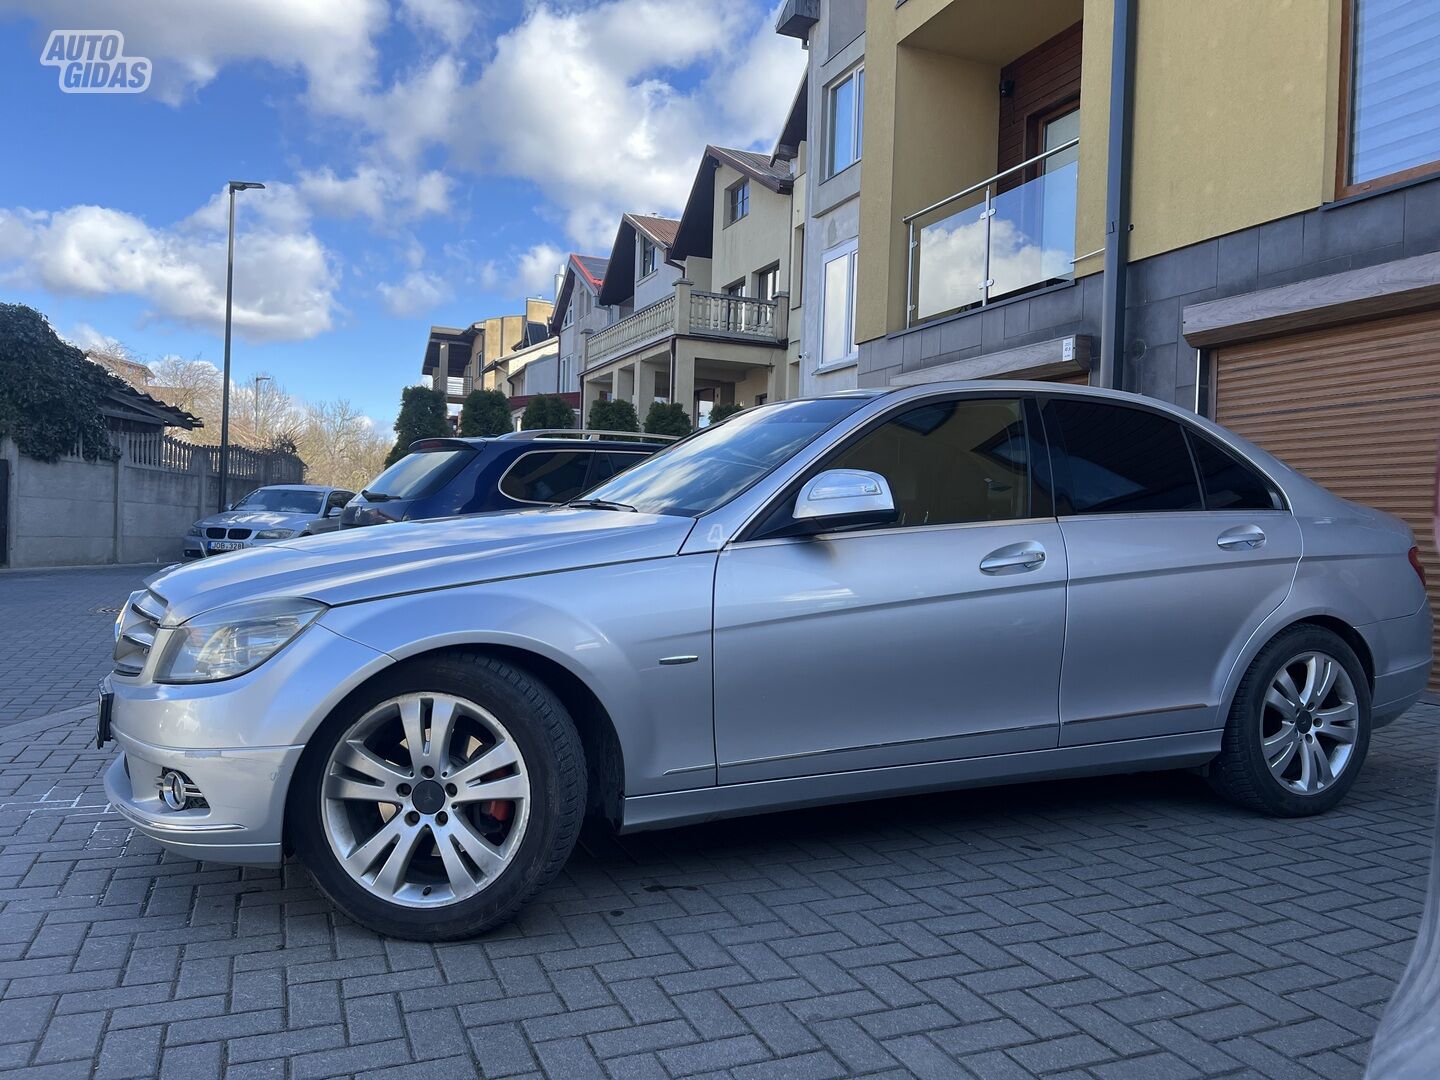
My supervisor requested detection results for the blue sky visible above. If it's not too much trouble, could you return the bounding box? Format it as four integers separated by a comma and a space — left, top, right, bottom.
0, 1, 804, 426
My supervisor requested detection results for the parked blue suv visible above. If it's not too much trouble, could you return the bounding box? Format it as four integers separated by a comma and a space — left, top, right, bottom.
340, 429, 674, 528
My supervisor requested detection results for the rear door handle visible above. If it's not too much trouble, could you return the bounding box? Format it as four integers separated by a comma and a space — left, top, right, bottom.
1217, 524, 1266, 550
980, 542, 1047, 574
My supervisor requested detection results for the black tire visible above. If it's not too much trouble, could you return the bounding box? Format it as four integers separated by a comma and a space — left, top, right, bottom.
289, 652, 586, 940
1208, 625, 1371, 816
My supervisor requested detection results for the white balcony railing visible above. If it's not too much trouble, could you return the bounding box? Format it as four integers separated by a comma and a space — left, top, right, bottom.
584, 295, 677, 371
905, 138, 1080, 326
583, 285, 784, 372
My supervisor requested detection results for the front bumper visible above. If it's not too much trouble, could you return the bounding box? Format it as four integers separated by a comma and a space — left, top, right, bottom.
103, 734, 301, 865
101, 622, 394, 867
182, 535, 290, 560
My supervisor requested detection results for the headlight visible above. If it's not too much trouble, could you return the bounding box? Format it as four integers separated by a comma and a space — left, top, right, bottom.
254, 528, 296, 540
187, 525, 202, 537
152, 597, 325, 683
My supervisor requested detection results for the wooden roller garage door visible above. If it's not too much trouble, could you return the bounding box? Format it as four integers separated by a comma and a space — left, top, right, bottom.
1215, 308, 1440, 691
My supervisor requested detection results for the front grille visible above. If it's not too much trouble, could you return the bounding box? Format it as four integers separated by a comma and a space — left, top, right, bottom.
227, 528, 251, 540
113, 591, 166, 676
205, 527, 226, 539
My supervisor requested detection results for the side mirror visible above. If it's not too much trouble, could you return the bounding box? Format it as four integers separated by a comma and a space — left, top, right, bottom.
326, 505, 342, 518
788, 469, 896, 535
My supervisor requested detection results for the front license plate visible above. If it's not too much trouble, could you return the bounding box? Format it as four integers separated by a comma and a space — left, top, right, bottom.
207, 540, 244, 552
96, 691, 114, 749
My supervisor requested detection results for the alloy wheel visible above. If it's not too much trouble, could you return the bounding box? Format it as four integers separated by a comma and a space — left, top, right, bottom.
321, 693, 531, 907
1260, 651, 1360, 796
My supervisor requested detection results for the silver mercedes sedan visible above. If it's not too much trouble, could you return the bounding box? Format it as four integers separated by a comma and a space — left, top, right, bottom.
100, 383, 1432, 939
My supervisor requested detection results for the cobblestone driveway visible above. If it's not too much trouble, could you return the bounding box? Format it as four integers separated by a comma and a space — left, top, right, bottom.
0, 571, 1433, 1079
0, 566, 148, 725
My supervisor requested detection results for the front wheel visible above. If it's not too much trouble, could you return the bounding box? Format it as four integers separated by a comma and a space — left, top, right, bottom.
290, 654, 586, 939
1208, 626, 1371, 816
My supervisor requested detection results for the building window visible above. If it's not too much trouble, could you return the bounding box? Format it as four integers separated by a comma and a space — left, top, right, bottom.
562, 305, 573, 329
723, 279, 746, 297
820, 240, 858, 367
1341, 0, 1440, 195
756, 263, 780, 303
726, 179, 750, 225
826, 66, 864, 178
639, 236, 659, 278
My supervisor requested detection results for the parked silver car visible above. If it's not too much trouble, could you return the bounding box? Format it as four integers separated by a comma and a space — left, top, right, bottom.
182, 484, 354, 560
101, 383, 1432, 939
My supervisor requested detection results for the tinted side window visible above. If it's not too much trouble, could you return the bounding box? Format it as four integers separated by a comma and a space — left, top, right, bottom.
1188, 433, 1281, 510
325, 490, 350, 510
586, 452, 647, 487
499, 451, 592, 504
828, 398, 1032, 527
1042, 399, 1202, 514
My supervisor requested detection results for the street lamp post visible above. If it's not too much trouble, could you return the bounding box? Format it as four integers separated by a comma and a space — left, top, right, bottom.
252, 373, 271, 441
217, 180, 266, 511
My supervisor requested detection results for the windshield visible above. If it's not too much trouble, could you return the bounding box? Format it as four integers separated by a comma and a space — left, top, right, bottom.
233, 488, 324, 514
362, 448, 474, 500
578, 398, 867, 517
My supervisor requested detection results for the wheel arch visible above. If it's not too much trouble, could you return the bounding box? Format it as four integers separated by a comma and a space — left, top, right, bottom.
1218, 611, 1376, 732
284, 642, 626, 854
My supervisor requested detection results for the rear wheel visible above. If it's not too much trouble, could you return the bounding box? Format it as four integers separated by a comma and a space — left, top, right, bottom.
290, 654, 585, 939
1208, 626, 1370, 816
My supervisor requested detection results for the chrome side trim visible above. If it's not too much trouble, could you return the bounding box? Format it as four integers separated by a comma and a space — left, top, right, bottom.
1064, 703, 1208, 726
722, 721, 1056, 769
658, 655, 700, 666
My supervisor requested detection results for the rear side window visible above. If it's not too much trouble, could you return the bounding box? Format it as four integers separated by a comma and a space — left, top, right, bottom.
500, 451, 593, 504
1041, 398, 1202, 514
1187, 433, 1281, 510
586, 452, 648, 487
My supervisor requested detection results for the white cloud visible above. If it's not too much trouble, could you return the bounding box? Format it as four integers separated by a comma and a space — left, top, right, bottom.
399, 0, 476, 45
514, 243, 565, 296
0, 201, 338, 341
446, 0, 803, 248
9, 0, 389, 108
297, 166, 453, 224
377, 269, 452, 317
66, 321, 123, 353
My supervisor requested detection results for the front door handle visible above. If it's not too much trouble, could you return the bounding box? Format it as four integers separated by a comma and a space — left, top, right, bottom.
1217, 524, 1266, 550
980, 541, 1047, 574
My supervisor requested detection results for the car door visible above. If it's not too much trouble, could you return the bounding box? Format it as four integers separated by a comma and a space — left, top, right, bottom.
317, 489, 351, 532
1037, 396, 1302, 746
712, 395, 1067, 784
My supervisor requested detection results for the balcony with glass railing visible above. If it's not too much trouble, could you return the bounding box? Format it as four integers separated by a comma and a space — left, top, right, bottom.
905, 138, 1081, 327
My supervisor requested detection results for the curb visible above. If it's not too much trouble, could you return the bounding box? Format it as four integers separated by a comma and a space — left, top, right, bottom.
0, 562, 162, 576
0, 702, 97, 745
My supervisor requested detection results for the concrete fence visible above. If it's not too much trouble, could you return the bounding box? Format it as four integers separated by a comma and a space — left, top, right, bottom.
0, 434, 304, 569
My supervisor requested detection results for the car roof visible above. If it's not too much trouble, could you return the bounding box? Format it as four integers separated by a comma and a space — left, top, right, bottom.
252, 483, 333, 491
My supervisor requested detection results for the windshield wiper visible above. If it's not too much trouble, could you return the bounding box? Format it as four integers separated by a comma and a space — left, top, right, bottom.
568, 498, 638, 512
361, 489, 395, 502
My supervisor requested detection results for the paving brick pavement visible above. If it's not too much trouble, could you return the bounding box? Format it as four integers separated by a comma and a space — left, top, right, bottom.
0, 566, 149, 726
0, 687, 1432, 1078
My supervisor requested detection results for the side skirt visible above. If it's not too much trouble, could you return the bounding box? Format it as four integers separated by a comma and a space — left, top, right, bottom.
618, 731, 1221, 833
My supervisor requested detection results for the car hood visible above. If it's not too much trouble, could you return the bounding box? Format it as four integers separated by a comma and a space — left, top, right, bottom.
152, 507, 696, 624
193, 510, 315, 530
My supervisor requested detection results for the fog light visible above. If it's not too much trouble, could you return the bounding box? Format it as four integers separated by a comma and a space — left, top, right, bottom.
160, 771, 187, 810
157, 770, 206, 811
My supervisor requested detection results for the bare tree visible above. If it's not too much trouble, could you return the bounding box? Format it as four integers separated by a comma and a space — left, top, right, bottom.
295, 399, 391, 491
148, 355, 223, 439
85, 341, 152, 389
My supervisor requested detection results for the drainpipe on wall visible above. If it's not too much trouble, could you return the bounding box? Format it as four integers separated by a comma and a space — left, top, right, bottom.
1098, 0, 1137, 391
